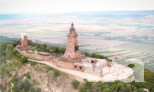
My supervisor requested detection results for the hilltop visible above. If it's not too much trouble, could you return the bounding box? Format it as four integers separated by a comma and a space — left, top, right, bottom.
0, 40, 154, 92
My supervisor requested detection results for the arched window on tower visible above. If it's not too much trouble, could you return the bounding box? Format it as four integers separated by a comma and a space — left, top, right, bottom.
75, 46, 79, 52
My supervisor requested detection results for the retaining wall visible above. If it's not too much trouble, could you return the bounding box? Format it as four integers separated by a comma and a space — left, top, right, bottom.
16, 47, 55, 61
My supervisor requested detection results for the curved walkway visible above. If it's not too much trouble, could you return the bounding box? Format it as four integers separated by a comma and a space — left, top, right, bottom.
28, 58, 134, 82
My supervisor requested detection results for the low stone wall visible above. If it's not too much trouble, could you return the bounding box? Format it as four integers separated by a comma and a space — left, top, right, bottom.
54, 60, 74, 69
16, 47, 55, 61
53, 60, 85, 71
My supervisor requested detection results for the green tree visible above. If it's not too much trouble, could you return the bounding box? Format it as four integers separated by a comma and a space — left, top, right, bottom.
103, 88, 110, 92
91, 83, 102, 92
79, 85, 86, 92
53, 47, 60, 53
125, 84, 132, 92
72, 80, 80, 89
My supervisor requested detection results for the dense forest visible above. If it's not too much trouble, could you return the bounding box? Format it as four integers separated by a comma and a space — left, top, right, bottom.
0, 40, 154, 92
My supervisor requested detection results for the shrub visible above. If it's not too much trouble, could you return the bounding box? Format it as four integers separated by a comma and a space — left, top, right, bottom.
54, 70, 59, 77
48, 67, 55, 71
128, 64, 135, 68
6, 70, 12, 78
18, 80, 31, 91
72, 80, 80, 89
21, 57, 28, 64
79, 85, 86, 92
0, 85, 6, 91
30, 62, 37, 66
28, 88, 41, 92
48, 66, 60, 77
24, 72, 31, 79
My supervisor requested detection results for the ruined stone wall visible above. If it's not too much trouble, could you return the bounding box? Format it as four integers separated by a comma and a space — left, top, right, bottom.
16, 47, 55, 61
73, 64, 85, 72
72, 55, 85, 62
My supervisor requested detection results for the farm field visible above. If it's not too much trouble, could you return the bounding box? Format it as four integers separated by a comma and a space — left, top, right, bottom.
80, 42, 154, 72
103, 42, 154, 72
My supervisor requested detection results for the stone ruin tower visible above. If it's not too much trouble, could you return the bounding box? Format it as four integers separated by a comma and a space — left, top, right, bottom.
21, 33, 28, 49
64, 23, 80, 58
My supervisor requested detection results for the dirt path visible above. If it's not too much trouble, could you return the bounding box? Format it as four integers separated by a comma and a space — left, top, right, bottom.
28, 59, 134, 82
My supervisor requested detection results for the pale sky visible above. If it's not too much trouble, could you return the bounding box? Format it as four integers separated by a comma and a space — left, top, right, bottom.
0, 0, 154, 14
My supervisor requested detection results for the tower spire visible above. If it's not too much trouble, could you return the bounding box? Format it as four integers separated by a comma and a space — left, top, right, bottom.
69, 23, 76, 34
71, 23, 74, 27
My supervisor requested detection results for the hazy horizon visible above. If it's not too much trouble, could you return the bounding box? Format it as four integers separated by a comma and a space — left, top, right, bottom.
0, 0, 154, 14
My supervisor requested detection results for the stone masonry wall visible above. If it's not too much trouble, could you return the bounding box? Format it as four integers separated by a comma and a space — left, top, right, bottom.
16, 47, 55, 61
54, 60, 74, 69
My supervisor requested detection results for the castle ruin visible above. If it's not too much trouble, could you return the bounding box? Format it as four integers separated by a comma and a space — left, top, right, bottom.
21, 33, 28, 49
15, 23, 134, 80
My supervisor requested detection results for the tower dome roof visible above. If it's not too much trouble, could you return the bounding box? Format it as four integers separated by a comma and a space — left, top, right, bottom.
69, 23, 76, 34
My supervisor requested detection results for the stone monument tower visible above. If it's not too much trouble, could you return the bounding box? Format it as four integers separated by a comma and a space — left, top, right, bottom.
64, 23, 80, 58
21, 33, 28, 48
